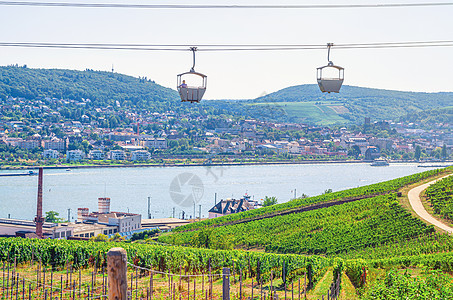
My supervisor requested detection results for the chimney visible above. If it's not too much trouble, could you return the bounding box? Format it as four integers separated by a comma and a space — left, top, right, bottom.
34, 167, 45, 238
77, 208, 89, 222
98, 198, 111, 214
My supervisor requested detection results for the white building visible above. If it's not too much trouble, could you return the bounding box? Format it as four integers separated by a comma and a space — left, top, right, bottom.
42, 149, 59, 159
110, 150, 126, 160
76, 198, 142, 238
141, 138, 167, 149
66, 150, 84, 162
89, 149, 104, 160
131, 150, 151, 161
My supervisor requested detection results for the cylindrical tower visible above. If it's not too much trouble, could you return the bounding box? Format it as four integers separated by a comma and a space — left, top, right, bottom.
98, 197, 111, 214
77, 207, 89, 222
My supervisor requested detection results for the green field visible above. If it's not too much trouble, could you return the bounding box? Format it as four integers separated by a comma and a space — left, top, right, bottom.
249, 101, 349, 125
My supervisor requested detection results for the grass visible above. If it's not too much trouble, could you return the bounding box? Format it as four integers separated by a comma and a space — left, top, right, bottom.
339, 272, 358, 300
306, 268, 331, 299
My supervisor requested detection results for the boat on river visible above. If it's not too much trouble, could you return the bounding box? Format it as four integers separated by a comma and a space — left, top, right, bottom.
371, 157, 389, 167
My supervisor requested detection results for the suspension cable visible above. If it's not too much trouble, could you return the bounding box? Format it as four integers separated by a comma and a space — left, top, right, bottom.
1, 1, 453, 9
0, 41, 452, 52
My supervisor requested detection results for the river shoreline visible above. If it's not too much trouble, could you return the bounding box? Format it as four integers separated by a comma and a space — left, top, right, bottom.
1, 159, 451, 171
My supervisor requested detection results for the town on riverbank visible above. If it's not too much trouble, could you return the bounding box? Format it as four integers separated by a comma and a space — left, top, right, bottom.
1, 99, 451, 169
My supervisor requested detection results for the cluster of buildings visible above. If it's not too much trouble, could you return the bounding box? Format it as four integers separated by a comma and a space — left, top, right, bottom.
0, 95, 452, 162
0, 198, 148, 240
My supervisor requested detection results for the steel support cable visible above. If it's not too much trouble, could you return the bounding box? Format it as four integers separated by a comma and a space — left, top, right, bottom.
2, 41, 453, 47
1, 1, 453, 9
0, 41, 453, 51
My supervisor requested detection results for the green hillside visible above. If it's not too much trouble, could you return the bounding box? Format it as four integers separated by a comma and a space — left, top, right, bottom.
0, 65, 179, 109
399, 106, 453, 126
1, 66, 451, 125
246, 84, 453, 124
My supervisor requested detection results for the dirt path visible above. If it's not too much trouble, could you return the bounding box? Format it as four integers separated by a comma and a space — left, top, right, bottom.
408, 174, 453, 234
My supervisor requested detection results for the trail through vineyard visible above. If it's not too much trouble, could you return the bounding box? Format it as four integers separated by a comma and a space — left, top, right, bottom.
408, 174, 453, 233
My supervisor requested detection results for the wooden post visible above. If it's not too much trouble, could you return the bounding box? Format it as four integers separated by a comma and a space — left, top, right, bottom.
193, 278, 196, 300
150, 267, 154, 299
270, 271, 273, 300
107, 247, 128, 300
222, 267, 230, 300
50, 270, 53, 300
260, 279, 263, 300
298, 278, 300, 300
239, 271, 242, 300
79, 268, 82, 299
251, 277, 254, 300
304, 273, 306, 299
136, 268, 139, 300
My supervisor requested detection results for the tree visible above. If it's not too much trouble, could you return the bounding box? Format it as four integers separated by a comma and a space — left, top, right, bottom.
90, 233, 107, 242
109, 233, 125, 242
349, 145, 361, 159
45, 211, 63, 223
415, 145, 422, 161
263, 196, 278, 207
323, 189, 333, 194
442, 144, 447, 160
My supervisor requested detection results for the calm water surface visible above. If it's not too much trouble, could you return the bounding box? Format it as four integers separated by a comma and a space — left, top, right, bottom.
0, 163, 440, 221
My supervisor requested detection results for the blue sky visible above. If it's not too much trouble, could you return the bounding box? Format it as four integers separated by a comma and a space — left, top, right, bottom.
0, 0, 452, 99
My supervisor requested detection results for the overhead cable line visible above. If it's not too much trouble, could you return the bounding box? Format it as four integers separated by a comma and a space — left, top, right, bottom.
0, 41, 453, 51
1, 1, 453, 9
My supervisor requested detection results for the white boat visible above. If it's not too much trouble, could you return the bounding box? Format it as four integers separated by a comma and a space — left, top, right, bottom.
371, 157, 389, 166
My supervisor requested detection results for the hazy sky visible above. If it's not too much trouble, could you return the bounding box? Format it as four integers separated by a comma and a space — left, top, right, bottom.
0, 0, 452, 99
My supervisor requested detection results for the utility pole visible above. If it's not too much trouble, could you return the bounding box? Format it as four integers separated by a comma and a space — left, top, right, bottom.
147, 197, 151, 219
193, 202, 196, 221
172, 207, 175, 218
67, 208, 71, 223
215, 192, 217, 205
198, 205, 201, 219
294, 188, 297, 199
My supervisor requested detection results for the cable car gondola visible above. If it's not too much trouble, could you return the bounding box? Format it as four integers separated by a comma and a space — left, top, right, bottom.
177, 47, 207, 103
317, 43, 344, 93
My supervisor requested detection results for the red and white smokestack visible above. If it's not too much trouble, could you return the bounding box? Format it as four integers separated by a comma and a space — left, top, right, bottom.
98, 197, 111, 214
34, 167, 45, 238
77, 207, 89, 222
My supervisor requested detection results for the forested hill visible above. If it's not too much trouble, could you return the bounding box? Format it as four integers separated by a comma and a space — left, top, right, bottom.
1, 65, 451, 124
256, 84, 453, 104
0, 65, 179, 108
248, 84, 453, 124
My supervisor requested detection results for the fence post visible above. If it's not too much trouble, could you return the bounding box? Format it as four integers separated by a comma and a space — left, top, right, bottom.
107, 247, 127, 300
222, 267, 230, 300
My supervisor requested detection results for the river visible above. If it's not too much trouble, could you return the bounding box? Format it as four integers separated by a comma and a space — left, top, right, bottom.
0, 163, 442, 221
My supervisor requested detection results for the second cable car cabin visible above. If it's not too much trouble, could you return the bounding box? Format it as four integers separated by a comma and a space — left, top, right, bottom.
317, 43, 344, 93
177, 47, 207, 103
